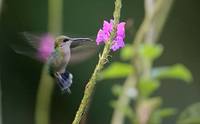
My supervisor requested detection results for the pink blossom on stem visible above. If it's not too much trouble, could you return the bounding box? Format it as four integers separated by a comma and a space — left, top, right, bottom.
96, 20, 126, 51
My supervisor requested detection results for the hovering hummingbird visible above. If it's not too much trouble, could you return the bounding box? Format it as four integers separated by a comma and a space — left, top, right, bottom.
48, 36, 94, 93
13, 33, 95, 93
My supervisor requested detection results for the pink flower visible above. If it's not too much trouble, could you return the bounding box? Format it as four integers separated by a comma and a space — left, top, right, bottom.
96, 29, 106, 45
37, 34, 54, 61
111, 36, 125, 51
117, 22, 125, 38
103, 20, 113, 33
96, 20, 126, 51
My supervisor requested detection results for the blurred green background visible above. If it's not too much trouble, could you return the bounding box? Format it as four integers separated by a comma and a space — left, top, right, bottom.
1, 0, 200, 124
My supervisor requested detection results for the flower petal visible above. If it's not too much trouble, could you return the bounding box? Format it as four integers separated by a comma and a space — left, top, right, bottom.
117, 22, 126, 38
103, 31, 110, 42
103, 20, 113, 33
111, 42, 120, 51
96, 29, 105, 45
111, 36, 125, 51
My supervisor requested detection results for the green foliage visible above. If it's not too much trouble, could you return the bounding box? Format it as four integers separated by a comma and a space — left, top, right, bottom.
159, 108, 177, 117
177, 102, 200, 124
100, 62, 134, 79
138, 79, 160, 98
139, 43, 163, 61
112, 84, 123, 96
150, 108, 176, 124
120, 44, 134, 61
110, 100, 135, 123
119, 43, 163, 61
152, 64, 193, 83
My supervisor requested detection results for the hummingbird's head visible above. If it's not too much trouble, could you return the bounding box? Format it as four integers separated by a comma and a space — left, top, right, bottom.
54, 36, 72, 48
54, 35, 93, 49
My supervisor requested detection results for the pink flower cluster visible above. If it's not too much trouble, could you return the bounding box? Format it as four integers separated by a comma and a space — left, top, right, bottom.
96, 20, 126, 51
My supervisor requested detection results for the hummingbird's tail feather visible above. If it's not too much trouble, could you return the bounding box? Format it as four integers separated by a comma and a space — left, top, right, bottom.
54, 71, 73, 93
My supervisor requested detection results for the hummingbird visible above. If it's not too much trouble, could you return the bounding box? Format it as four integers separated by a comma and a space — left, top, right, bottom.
13, 33, 94, 93
47, 36, 93, 93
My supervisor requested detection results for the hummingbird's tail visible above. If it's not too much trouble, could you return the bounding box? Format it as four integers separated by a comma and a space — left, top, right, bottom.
54, 70, 73, 94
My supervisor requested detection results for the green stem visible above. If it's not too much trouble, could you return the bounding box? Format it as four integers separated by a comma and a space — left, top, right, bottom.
0, 2, 3, 124
0, 0, 2, 14
48, 0, 63, 34
35, 65, 54, 124
72, 0, 122, 123
136, 0, 157, 123
0, 79, 2, 124
111, 76, 137, 124
35, 0, 63, 124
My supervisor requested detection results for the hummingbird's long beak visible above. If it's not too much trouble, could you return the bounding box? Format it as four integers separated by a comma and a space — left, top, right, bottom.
70, 38, 93, 48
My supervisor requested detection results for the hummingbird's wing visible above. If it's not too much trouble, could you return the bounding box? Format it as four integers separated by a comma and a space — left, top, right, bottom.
12, 32, 55, 62
69, 40, 98, 64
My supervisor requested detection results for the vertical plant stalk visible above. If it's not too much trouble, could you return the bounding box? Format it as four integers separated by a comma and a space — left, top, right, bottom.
35, 65, 54, 124
0, 79, 2, 124
72, 0, 122, 124
48, 0, 63, 35
144, 0, 156, 43
143, 0, 156, 78
35, 0, 63, 124
111, 0, 174, 124
111, 76, 137, 124
0, 2, 3, 124
136, 1, 156, 124
0, 0, 2, 14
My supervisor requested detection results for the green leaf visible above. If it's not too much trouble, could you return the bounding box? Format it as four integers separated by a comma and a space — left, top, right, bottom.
177, 102, 200, 124
139, 43, 163, 61
138, 79, 160, 97
152, 64, 192, 83
112, 84, 123, 96
149, 110, 162, 124
100, 62, 134, 79
120, 44, 134, 60
150, 108, 176, 124
159, 108, 177, 117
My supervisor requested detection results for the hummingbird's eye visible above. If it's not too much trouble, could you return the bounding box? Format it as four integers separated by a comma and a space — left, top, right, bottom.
63, 38, 69, 42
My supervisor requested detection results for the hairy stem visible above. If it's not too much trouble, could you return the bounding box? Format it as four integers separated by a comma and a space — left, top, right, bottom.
72, 0, 122, 123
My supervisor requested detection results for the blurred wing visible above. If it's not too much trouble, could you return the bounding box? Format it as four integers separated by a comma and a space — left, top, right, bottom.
69, 41, 98, 64
22, 32, 41, 48
12, 32, 55, 62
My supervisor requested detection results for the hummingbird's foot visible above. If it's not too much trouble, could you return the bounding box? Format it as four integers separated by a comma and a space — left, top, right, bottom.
54, 71, 73, 94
